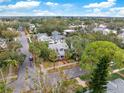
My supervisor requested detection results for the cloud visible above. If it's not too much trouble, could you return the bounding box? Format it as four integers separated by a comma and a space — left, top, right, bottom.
62, 4, 73, 7
33, 10, 56, 16
45, 2, 59, 7
84, 0, 116, 8
0, 0, 10, 3
109, 7, 124, 16
0, 11, 31, 16
0, 1, 40, 10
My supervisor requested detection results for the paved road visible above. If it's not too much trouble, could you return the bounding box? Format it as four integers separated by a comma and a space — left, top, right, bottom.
11, 31, 39, 93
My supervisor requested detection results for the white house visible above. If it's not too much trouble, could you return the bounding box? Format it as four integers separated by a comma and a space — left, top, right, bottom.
118, 32, 124, 43
63, 29, 76, 35
49, 40, 68, 60
29, 24, 36, 33
0, 38, 7, 49
93, 24, 117, 35
37, 31, 68, 60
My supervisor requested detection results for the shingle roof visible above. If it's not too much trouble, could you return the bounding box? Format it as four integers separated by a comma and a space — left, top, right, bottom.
107, 78, 124, 93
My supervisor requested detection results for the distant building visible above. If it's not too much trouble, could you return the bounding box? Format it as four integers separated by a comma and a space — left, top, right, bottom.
63, 29, 76, 35
51, 31, 65, 43
0, 38, 7, 49
118, 32, 124, 43
36, 33, 51, 42
93, 24, 117, 35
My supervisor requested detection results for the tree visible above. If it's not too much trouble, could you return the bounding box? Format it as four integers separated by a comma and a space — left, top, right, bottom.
29, 41, 50, 61
48, 49, 57, 62
89, 56, 110, 93
1, 30, 19, 41
66, 35, 86, 61
81, 41, 124, 71
65, 50, 72, 60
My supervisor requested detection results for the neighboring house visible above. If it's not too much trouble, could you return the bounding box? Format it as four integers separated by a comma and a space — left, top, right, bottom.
50, 31, 68, 60
69, 24, 86, 30
63, 29, 76, 35
118, 32, 124, 43
36, 33, 51, 42
0, 38, 7, 49
85, 78, 124, 93
107, 78, 124, 93
37, 31, 68, 60
51, 31, 65, 42
118, 32, 124, 38
49, 40, 68, 60
93, 24, 117, 35
29, 24, 36, 33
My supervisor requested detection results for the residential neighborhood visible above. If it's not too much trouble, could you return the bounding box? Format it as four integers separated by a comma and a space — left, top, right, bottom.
0, 0, 124, 93
0, 16, 124, 93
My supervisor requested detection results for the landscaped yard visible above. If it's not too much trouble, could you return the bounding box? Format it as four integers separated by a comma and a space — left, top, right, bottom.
109, 73, 124, 80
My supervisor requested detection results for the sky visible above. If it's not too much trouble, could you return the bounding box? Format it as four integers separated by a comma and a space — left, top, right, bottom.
0, 0, 124, 17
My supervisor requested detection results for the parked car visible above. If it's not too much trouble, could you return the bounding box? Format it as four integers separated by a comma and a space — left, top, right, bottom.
29, 56, 33, 61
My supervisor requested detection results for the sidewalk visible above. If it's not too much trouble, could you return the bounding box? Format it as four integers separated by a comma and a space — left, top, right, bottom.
46, 62, 78, 71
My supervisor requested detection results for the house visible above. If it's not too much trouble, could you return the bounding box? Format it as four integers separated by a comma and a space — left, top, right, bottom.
85, 78, 124, 93
51, 31, 65, 43
49, 40, 68, 60
107, 78, 124, 93
63, 29, 76, 35
0, 38, 7, 49
29, 24, 36, 33
118, 32, 124, 37
36, 33, 51, 42
117, 32, 124, 43
93, 24, 117, 35
37, 31, 68, 60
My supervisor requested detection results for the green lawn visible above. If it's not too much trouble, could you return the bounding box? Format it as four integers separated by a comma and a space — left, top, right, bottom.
119, 69, 124, 74
80, 74, 91, 80
109, 73, 124, 80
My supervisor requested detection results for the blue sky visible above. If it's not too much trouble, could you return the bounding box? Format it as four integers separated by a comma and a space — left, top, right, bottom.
0, 0, 124, 16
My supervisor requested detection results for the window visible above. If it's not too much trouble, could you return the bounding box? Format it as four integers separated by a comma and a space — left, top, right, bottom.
60, 48, 63, 51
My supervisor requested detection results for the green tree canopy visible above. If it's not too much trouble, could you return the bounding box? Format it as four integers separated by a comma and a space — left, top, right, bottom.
48, 49, 57, 62
81, 41, 124, 71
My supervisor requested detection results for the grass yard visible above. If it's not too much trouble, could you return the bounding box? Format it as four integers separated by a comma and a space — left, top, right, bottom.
80, 74, 91, 81
109, 73, 124, 80
119, 69, 124, 74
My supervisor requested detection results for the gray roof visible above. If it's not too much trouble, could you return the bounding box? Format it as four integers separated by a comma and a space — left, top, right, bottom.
48, 41, 68, 56
107, 78, 124, 93
51, 31, 64, 40
85, 78, 124, 93
0, 38, 7, 49
52, 31, 61, 36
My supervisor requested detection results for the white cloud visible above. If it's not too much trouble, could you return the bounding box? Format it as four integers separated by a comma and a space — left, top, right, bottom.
0, 11, 31, 16
109, 7, 124, 16
0, 0, 10, 2
84, 0, 116, 8
0, 1, 40, 10
62, 4, 73, 7
33, 10, 56, 16
45, 2, 59, 7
